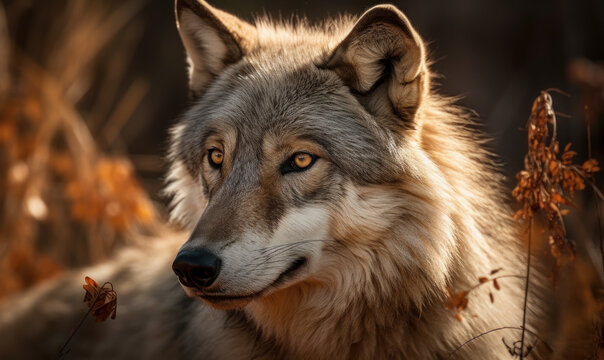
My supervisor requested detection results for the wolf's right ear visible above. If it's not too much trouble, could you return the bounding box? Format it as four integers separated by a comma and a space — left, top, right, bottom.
175, 0, 257, 97
318, 5, 428, 125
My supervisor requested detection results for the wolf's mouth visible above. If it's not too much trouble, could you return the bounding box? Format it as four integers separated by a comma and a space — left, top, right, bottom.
198, 257, 308, 304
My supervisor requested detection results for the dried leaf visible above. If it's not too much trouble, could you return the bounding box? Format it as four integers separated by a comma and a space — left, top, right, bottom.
455, 313, 462, 322
493, 278, 500, 291
82, 276, 117, 323
445, 289, 468, 310
513, 91, 597, 262
582, 159, 600, 173
490, 268, 503, 275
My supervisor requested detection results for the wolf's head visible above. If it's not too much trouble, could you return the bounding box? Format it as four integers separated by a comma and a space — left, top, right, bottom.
167, 0, 458, 311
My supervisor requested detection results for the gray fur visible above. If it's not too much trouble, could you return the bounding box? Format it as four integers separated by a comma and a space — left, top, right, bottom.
0, 1, 544, 359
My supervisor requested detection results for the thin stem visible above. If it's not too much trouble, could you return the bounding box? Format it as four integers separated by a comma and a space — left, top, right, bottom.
465, 274, 526, 293
583, 99, 604, 278
56, 282, 112, 359
586, 111, 592, 160
446, 325, 552, 359
57, 296, 99, 359
567, 165, 604, 200
519, 218, 533, 360
596, 190, 603, 276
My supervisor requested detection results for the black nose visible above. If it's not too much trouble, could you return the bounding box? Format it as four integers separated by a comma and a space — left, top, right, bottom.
172, 247, 221, 289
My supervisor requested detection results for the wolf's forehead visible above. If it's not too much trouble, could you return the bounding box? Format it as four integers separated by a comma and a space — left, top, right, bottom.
177, 58, 405, 183
190, 60, 359, 137
217, 60, 347, 125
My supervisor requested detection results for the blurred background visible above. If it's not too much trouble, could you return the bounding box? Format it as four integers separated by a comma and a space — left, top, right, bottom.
0, 0, 602, 357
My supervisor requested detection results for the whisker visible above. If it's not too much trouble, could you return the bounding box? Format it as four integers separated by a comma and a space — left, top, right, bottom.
248, 239, 331, 269
259, 239, 329, 255
255, 240, 326, 263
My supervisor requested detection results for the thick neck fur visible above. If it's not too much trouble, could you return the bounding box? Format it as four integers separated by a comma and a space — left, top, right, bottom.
241, 95, 525, 359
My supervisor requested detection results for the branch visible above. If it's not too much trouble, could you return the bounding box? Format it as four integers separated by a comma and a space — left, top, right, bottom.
446, 326, 552, 359
519, 218, 533, 360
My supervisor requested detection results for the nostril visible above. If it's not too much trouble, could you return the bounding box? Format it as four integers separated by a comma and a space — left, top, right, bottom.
192, 267, 214, 282
172, 263, 193, 287
189, 256, 220, 287
189, 256, 221, 288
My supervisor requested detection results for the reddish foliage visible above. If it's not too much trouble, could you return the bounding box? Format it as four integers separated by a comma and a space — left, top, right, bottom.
444, 270, 518, 321
66, 158, 155, 231
0, 244, 63, 297
512, 91, 599, 263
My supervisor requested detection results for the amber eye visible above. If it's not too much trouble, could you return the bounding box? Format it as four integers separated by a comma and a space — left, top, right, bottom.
208, 149, 224, 168
280, 152, 317, 175
294, 153, 312, 169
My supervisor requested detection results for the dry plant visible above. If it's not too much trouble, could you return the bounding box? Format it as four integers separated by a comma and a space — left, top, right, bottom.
0, 0, 157, 298
445, 268, 525, 322
446, 90, 602, 359
512, 91, 600, 263
57, 276, 118, 358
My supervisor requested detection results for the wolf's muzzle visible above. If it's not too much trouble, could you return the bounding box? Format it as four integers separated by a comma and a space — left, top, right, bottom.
172, 247, 221, 289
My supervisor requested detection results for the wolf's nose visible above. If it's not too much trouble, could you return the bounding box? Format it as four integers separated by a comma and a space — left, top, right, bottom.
172, 248, 221, 289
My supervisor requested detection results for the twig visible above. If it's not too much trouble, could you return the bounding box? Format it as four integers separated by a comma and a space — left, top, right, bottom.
465, 274, 526, 294
57, 294, 100, 358
446, 325, 552, 359
519, 218, 533, 360
585, 101, 604, 276
544, 87, 570, 97
596, 198, 603, 276
101, 78, 148, 147
57, 281, 114, 358
567, 166, 604, 200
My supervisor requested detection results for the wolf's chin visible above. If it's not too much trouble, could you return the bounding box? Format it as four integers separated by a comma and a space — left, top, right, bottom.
199, 296, 254, 310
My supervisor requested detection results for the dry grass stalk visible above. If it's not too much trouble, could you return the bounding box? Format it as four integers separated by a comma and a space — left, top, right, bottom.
0, 0, 155, 298
57, 276, 117, 358
512, 90, 600, 263
446, 90, 601, 358
512, 90, 600, 359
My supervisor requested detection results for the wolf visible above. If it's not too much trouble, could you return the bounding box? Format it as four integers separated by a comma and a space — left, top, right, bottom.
0, 0, 541, 359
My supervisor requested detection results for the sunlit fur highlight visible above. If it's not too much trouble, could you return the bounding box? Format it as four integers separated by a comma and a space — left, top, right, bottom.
0, 4, 543, 360
241, 95, 534, 359
163, 7, 539, 360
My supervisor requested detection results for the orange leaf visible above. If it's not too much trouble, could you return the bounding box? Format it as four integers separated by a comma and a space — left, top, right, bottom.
582, 159, 600, 173
493, 278, 500, 290
490, 268, 503, 275
81, 276, 117, 323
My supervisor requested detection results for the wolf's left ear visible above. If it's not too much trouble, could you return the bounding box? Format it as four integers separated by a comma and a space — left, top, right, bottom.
175, 0, 257, 96
319, 5, 428, 123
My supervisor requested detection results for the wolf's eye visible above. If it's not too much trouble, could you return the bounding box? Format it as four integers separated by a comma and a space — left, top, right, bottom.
281, 152, 317, 174
208, 149, 224, 169
294, 153, 312, 168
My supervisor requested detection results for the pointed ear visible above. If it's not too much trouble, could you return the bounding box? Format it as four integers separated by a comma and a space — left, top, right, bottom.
175, 0, 257, 96
318, 5, 428, 123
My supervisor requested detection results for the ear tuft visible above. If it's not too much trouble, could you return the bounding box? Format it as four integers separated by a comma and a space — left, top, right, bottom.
175, 0, 257, 96
319, 5, 428, 123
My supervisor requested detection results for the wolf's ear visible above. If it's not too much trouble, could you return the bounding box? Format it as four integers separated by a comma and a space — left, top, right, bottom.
319, 5, 428, 123
175, 0, 257, 96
